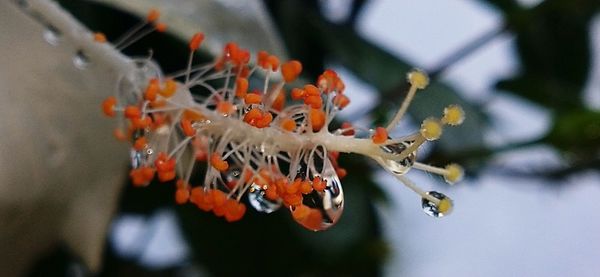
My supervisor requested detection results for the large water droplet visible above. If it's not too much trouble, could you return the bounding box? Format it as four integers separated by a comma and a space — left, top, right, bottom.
43, 26, 62, 46
380, 140, 416, 175
73, 50, 90, 69
292, 156, 344, 231
248, 184, 281, 213
421, 191, 453, 218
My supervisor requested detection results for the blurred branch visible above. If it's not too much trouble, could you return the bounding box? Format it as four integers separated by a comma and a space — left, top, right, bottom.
428, 24, 508, 79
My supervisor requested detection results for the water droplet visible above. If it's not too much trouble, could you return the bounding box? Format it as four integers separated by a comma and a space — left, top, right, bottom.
43, 26, 61, 46
421, 191, 453, 218
130, 148, 152, 169
292, 156, 344, 231
380, 140, 416, 175
73, 50, 90, 69
248, 184, 281, 213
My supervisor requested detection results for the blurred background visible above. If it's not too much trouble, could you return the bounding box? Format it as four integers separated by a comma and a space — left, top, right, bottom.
10, 0, 600, 276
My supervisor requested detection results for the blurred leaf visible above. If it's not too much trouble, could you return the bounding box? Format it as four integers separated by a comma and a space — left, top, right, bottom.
545, 109, 600, 154
491, 0, 600, 110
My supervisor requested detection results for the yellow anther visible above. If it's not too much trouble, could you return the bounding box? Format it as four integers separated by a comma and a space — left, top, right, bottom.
437, 198, 453, 214
442, 105, 465, 126
444, 163, 464, 184
407, 69, 429, 90
420, 117, 443, 141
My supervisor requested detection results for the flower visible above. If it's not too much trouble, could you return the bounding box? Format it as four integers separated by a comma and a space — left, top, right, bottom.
101, 9, 466, 231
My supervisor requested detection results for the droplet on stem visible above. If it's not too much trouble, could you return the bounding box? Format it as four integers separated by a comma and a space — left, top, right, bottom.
379, 140, 416, 175
421, 191, 453, 218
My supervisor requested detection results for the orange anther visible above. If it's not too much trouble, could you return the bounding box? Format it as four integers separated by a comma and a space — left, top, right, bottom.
146, 9, 160, 22
133, 137, 147, 151
130, 167, 155, 187
309, 108, 326, 132
113, 128, 128, 141
281, 60, 302, 83
159, 79, 177, 97
131, 116, 152, 129
244, 92, 262, 105
189, 32, 205, 51
216, 101, 235, 115
304, 84, 321, 96
265, 185, 279, 200
340, 122, 355, 136
291, 88, 306, 100
266, 55, 280, 71
336, 168, 347, 179
317, 69, 341, 93
93, 32, 107, 43
287, 178, 302, 194
180, 119, 195, 136
155, 152, 176, 172
224, 199, 246, 222
235, 78, 248, 98
297, 209, 323, 231
333, 94, 350, 109
292, 204, 311, 221
102, 96, 117, 117
144, 79, 159, 101
255, 112, 272, 128
210, 153, 229, 172
281, 118, 296, 132
124, 105, 141, 119
282, 193, 303, 207
190, 187, 213, 211
183, 109, 205, 121
300, 180, 313, 194
257, 50, 269, 69
372, 127, 388, 144
272, 88, 286, 111
155, 22, 167, 33
175, 187, 190, 204
243, 108, 262, 125
312, 176, 326, 192
211, 189, 228, 207
224, 42, 239, 60
304, 95, 323, 109
233, 49, 250, 67
158, 171, 176, 182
